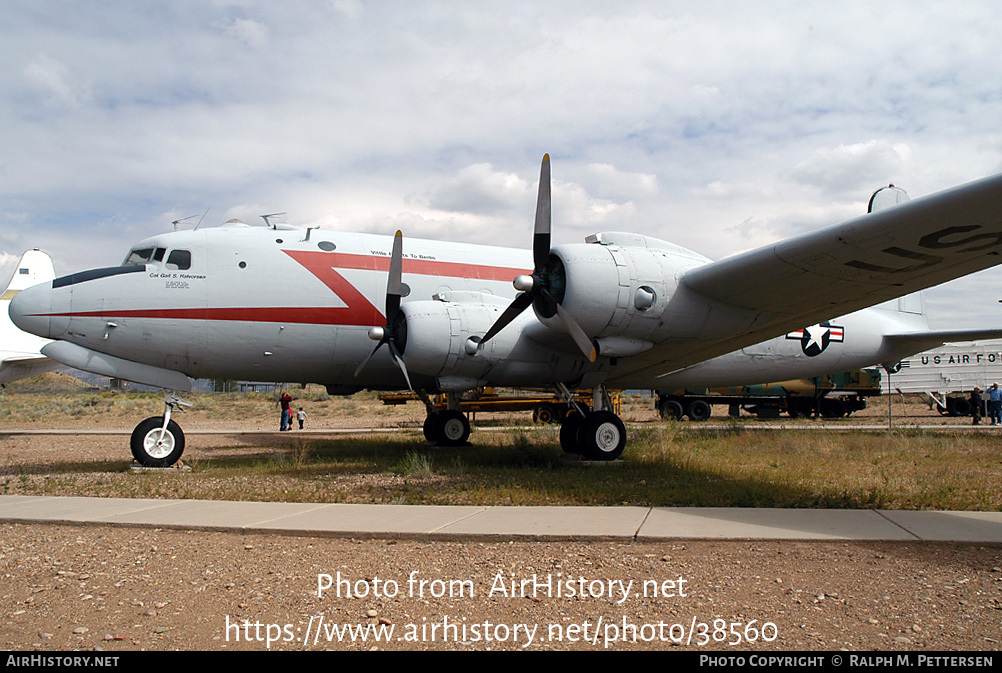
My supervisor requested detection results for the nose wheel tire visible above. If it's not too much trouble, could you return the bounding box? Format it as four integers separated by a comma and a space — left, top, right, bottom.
131, 416, 185, 467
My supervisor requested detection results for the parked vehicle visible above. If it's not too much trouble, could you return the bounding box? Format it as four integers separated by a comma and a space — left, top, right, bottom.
656, 369, 882, 420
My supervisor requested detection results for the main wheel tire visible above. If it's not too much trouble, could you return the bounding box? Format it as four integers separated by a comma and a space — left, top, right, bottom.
435, 409, 471, 446
686, 399, 712, 422
423, 412, 443, 443
131, 416, 185, 467
559, 411, 586, 454
578, 410, 626, 461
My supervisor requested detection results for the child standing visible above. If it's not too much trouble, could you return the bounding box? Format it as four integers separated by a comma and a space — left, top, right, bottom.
296, 407, 307, 430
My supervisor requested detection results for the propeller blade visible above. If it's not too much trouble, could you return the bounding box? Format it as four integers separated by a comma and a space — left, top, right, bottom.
356, 230, 406, 380
533, 154, 551, 271
480, 291, 534, 346
388, 341, 414, 392
354, 341, 384, 377
554, 300, 597, 362
386, 230, 403, 319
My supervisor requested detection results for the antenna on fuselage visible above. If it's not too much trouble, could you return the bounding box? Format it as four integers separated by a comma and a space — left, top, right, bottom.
192, 207, 211, 231
172, 207, 211, 231
171, 213, 199, 231
260, 212, 287, 229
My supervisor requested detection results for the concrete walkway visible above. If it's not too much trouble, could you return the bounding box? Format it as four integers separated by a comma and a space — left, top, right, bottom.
1, 495, 1001, 543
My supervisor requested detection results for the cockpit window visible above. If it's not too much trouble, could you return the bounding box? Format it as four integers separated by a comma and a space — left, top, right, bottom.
153, 247, 166, 262
165, 249, 191, 270
122, 248, 155, 266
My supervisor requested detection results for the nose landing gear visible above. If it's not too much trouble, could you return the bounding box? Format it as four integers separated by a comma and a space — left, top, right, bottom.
130, 393, 192, 467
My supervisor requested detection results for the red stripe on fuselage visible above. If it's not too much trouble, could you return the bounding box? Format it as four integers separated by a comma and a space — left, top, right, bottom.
37, 250, 528, 327
306, 250, 529, 281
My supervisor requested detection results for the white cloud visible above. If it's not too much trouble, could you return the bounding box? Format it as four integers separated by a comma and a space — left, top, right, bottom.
219, 18, 269, 48
22, 53, 91, 108
794, 140, 913, 196
428, 164, 530, 214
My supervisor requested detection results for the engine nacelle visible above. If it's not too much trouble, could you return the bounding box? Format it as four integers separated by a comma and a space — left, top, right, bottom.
540, 232, 701, 344
398, 291, 526, 387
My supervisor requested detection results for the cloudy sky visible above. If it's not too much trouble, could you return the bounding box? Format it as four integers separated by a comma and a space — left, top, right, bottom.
3, 1, 1002, 329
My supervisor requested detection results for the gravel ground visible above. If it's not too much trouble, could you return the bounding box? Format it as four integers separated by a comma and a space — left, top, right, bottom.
2, 524, 1000, 651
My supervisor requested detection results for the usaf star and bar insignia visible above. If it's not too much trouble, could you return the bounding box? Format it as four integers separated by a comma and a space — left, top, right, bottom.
786, 321, 844, 357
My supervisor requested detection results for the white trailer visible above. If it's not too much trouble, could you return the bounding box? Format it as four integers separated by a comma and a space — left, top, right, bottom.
887, 339, 1002, 415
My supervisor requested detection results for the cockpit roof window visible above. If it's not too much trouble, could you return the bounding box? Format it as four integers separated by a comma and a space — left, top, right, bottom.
122, 248, 155, 266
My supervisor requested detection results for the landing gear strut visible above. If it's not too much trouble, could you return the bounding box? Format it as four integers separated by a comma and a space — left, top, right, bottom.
557, 384, 626, 461
130, 393, 192, 467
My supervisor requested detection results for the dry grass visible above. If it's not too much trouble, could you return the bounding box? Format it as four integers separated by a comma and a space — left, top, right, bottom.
1, 375, 1000, 510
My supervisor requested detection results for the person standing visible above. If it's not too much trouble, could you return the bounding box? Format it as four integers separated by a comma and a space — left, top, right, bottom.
296, 407, 307, 430
970, 387, 983, 425
989, 383, 1002, 425
279, 390, 293, 431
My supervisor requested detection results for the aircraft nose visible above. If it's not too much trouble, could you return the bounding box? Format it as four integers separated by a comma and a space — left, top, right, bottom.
9, 281, 54, 339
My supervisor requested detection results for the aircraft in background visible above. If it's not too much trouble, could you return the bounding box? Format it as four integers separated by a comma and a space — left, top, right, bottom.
0, 249, 59, 385
11, 155, 1002, 466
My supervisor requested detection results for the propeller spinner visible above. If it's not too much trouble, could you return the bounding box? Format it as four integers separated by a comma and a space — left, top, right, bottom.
479, 154, 597, 362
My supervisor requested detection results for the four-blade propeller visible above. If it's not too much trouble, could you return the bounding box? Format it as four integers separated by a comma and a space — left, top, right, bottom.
356, 154, 595, 388
478, 154, 597, 362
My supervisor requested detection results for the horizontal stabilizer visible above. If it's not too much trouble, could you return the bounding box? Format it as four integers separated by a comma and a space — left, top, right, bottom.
882, 328, 1002, 355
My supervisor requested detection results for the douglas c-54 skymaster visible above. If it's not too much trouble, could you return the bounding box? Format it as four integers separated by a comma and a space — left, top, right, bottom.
11, 155, 1002, 466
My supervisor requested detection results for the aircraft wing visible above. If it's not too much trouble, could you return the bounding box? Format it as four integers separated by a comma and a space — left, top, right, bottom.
683, 173, 1002, 323
0, 355, 61, 385
608, 173, 1002, 385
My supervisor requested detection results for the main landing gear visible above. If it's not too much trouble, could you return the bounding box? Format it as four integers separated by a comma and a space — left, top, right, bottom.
419, 391, 472, 446
130, 393, 192, 467
557, 384, 626, 461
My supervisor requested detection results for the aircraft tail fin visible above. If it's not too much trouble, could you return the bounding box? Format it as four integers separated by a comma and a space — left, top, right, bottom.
2, 249, 55, 300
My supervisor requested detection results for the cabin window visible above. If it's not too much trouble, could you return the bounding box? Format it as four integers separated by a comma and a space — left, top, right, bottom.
165, 249, 191, 270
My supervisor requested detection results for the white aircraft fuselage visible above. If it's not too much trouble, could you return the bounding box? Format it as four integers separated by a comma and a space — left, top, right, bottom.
10, 223, 926, 394
11, 155, 1002, 464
